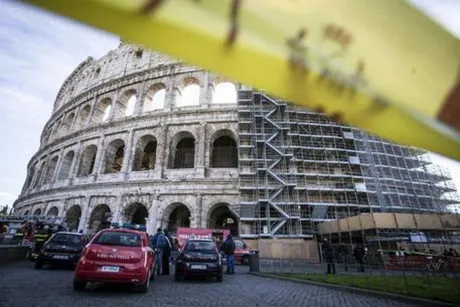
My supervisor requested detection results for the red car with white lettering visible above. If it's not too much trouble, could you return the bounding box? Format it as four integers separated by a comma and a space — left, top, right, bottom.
73, 229, 155, 293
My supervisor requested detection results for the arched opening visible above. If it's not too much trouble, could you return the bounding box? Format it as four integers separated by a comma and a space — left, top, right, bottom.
212, 82, 237, 104
33, 208, 42, 216
104, 139, 125, 173
44, 156, 59, 183
132, 135, 157, 171
176, 78, 200, 107
170, 132, 195, 169
51, 120, 61, 140
77, 145, 98, 177
144, 84, 166, 112
211, 135, 238, 168
77, 104, 91, 128
24, 210, 30, 216
208, 203, 238, 235
88, 204, 111, 232
61, 112, 75, 134
124, 203, 149, 225
58, 151, 75, 180
94, 98, 112, 123
65, 205, 82, 231
115, 90, 137, 118
43, 127, 52, 144
166, 203, 191, 234
46, 206, 59, 217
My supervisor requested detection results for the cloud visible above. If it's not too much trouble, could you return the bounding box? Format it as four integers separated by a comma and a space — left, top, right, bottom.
0, 191, 17, 204
0, 0, 118, 205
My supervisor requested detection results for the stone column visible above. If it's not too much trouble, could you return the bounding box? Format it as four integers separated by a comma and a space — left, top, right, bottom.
78, 197, 91, 233
133, 82, 146, 116
69, 105, 81, 132
154, 124, 167, 178
196, 193, 204, 228
68, 142, 83, 183
163, 74, 177, 111
52, 149, 65, 184
112, 196, 124, 224
108, 89, 120, 121
94, 136, 106, 180
86, 95, 99, 127
200, 71, 210, 109
196, 121, 206, 178
148, 194, 160, 234
121, 130, 135, 179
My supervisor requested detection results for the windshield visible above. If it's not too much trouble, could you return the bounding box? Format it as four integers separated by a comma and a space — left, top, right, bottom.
50, 234, 81, 246
93, 232, 141, 247
234, 240, 245, 249
185, 241, 215, 251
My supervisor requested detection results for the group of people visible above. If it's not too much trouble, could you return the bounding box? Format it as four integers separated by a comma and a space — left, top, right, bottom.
10, 221, 67, 259
150, 228, 179, 275
322, 238, 367, 275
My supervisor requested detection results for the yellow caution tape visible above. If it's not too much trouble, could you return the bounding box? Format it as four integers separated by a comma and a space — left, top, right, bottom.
24, 0, 460, 160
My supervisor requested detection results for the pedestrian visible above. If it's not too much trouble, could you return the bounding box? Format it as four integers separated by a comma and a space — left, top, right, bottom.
339, 244, 349, 272
151, 228, 164, 275
161, 229, 174, 275
353, 244, 365, 272
322, 238, 336, 274
220, 234, 236, 274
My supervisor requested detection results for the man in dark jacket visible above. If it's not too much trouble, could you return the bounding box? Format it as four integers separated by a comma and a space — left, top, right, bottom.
151, 228, 164, 275
161, 229, 174, 275
353, 244, 365, 272
220, 234, 236, 274
322, 238, 336, 274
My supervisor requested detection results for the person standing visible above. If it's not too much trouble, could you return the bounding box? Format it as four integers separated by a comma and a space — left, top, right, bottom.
151, 228, 164, 275
161, 229, 174, 275
353, 244, 365, 272
322, 238, 336, 275
220, 234, 236, 274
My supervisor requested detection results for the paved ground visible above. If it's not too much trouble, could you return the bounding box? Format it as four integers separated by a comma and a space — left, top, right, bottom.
0, 262, 419, 307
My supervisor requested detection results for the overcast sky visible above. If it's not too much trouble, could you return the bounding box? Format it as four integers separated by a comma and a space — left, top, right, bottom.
0, 0, 459, 210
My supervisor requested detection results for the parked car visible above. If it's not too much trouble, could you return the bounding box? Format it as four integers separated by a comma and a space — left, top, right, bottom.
73, 229, 155, 293
233, 238, 258, 265
175, 238, 223, 282
34, 231, 88, 269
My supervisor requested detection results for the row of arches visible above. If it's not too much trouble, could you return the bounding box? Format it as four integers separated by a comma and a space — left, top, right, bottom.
24, 202, 239, 235
27, 129, 238, 190
44, 81, 237, 144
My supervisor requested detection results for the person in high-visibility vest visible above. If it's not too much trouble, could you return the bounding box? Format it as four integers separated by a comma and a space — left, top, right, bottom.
31, 225, 51, 259
12, 226, 25, 245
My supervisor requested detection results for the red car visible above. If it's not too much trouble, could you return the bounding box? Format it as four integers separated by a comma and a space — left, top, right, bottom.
73, 229, 155, 293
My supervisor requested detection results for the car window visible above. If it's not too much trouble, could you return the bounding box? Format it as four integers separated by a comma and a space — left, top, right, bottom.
93, 232, 141, 247
185, 241, 214, 251
51, 234, 81, 246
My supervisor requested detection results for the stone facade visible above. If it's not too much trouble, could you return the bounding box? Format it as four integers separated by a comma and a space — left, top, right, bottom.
13, 42, 241, 235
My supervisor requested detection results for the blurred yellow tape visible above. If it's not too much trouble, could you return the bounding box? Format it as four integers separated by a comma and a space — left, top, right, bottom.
25, 0, 460, 160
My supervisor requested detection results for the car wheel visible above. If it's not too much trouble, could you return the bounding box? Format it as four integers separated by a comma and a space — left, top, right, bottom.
242, 255, 249, 265
34, 259, 44, 270
138, 270, 151, 293
73, 280, 86, 291
149, 265, 155, 281
216, 273, 223, 282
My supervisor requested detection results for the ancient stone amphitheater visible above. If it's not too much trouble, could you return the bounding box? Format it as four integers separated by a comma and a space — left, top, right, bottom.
13, 41, 241, 235
13, 41, 458, 239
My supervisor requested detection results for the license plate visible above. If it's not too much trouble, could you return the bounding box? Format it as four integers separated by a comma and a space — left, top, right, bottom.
53, 255, 69, 260
190, 265, 207, 270
101, 266, 120, 273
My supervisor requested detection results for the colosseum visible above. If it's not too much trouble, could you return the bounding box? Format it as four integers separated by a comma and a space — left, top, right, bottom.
13, 41, 459, 241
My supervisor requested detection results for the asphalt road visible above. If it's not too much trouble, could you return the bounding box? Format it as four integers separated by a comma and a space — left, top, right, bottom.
0, 261, 418, 307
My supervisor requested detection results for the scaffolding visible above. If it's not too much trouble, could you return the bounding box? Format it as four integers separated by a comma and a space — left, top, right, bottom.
236, 90, 460, 239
